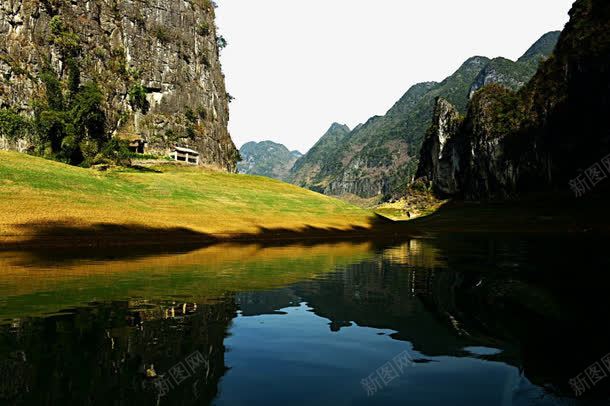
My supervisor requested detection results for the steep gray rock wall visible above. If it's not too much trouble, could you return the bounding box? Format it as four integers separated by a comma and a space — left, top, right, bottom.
415, 98, 463, 197
460, 85, 523, 199
0, 0, 238, 171
417, 85, 534, 200
413, 0, 610, 201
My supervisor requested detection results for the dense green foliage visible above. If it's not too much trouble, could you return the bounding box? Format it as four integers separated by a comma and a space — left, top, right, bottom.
1, 62, 129, 166
49, 15, 81, 58
288, 123, 351, 187
36, 67, 104, 164
0, 109, 31, 141
128, 83, 150, 113
0, 14, 133, 166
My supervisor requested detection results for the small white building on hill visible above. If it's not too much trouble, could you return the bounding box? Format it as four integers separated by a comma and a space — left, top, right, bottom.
171, 147, 200, 165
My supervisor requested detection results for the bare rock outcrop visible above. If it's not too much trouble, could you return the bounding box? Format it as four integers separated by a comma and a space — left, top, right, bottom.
0, 0, 238, 171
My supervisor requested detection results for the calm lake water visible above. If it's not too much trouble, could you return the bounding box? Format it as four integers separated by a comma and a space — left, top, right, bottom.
1, 234, 609, 405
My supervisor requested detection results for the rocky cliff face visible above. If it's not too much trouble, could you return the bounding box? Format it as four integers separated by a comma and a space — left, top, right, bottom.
462, 85, 525, 198
417, 84, 548, 200
415, 98, 463, 197
414, 0, 610, 199
0, 0, 238, 171
238, 141, 301, 181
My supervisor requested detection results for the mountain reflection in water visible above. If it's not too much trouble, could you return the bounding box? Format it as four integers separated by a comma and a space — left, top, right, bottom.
0, 235, 609, 405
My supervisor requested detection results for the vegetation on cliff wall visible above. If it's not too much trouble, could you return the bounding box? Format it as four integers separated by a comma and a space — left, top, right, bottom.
290, 33, 559, 199
1, 61, 128, 166
288, 123, 352, 191
414, 0, 610, 200
0, 0, 238, 171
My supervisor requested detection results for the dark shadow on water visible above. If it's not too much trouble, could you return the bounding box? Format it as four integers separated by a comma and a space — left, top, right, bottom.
2, 219, 610, 402
396, 192, 610, 234
0, 214, 407, 264
4, 192, 610, 264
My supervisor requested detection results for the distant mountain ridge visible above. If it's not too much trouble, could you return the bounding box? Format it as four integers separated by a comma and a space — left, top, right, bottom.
288, 31, 561, 198
237, 141, 302, 181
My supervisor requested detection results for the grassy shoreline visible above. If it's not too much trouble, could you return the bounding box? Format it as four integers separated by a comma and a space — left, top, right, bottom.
0, 151, 377, 246
2, 151, 609, 250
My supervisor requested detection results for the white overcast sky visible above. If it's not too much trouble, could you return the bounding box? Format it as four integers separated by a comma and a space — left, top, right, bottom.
215, 0, 574, 153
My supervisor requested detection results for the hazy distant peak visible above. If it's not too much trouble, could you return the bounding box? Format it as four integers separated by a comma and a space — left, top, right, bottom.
237, 140, 300, 181
240, 141, 258, 149
241, 140, 287, 151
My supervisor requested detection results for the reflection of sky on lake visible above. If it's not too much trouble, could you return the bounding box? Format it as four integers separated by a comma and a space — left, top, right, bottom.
1, 234, 609, 405
218, 303, 553, 406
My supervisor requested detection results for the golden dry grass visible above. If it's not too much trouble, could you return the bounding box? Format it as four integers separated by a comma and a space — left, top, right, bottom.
0, 151, 375, 243
376, 191, 447, 221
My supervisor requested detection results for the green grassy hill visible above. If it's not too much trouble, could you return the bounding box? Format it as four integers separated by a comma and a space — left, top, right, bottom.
0, 152, 374, 244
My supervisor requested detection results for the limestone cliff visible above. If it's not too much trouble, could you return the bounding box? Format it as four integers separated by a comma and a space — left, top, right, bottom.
415, 98, 463, 197
0, 0, 238, 171
414, 0, 610, 200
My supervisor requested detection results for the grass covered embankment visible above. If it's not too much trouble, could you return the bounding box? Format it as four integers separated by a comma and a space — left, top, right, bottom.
0, 151, 376, 246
